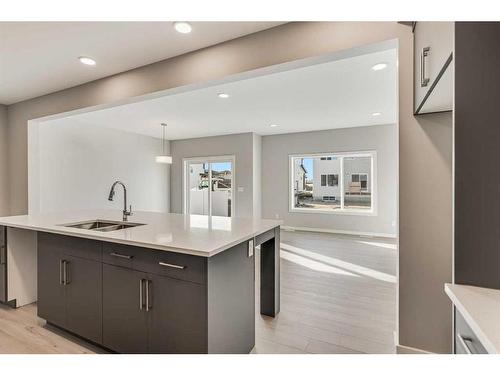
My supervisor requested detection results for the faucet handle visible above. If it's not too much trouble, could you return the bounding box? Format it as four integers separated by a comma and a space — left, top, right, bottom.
128, 205, 133, 215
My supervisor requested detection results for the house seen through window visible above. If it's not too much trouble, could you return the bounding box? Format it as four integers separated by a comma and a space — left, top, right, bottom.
290, 152, 374, 213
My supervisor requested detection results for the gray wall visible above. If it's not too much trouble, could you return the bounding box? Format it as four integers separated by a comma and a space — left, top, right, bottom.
252, 134, 262, 219
1, 22, 453, 353
262, 124, 397, 236
0, 105, 8, 215
170, 133, 258, 218
399, 112, 452, 353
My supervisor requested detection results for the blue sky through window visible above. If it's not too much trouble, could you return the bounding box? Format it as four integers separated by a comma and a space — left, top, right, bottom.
302, 158, 313, 179
211, 162, 232, 172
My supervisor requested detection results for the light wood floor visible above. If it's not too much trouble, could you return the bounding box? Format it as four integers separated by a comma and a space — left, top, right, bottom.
0, 230, 397, 354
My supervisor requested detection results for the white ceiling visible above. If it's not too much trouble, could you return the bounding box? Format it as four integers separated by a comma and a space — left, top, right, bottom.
49, 47, 397, 139
0, 21, 283, 104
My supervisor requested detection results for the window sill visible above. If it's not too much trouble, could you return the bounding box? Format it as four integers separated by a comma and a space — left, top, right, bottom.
289, 208, 376, 216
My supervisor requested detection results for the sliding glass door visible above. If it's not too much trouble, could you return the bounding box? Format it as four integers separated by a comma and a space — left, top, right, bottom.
184, 156, 234, 217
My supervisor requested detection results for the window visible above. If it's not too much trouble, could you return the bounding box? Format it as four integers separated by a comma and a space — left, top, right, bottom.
289, 152, 375, 214
184, 156, 234, 217
322, 196, 336, 201
327, 174, 338, 187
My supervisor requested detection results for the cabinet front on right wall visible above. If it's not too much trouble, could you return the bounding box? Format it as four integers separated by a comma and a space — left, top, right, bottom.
413, 21, 454, 115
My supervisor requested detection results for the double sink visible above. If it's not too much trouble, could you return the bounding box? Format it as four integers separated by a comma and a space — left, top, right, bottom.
62, 219, 145, 232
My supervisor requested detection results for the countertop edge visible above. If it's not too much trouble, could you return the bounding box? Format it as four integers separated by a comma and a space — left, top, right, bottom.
444, 283, 498, 354
1, 221, 280, 258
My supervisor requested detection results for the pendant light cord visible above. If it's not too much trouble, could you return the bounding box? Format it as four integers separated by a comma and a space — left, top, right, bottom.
161, 123, 167, 154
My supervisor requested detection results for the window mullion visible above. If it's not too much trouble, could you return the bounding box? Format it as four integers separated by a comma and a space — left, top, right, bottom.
340, 156, 344, 210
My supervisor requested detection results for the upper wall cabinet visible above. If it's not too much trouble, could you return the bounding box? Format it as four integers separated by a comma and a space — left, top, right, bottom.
413, 22, 454, 115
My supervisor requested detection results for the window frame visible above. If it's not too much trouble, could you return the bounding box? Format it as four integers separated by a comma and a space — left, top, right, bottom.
288, 151, 377, 216
183, 155, 236, 217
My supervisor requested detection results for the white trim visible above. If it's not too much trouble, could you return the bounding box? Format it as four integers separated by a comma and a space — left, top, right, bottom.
288, 150, 377, 216
396, 345, 433, 354
182, 155, 236, 217
281, 225, 396, 239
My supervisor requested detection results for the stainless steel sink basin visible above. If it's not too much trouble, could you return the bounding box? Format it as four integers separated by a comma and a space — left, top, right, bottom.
61, 219, 145, 232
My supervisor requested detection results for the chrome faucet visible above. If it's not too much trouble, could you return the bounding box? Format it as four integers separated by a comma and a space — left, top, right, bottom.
108, 181, 133, 221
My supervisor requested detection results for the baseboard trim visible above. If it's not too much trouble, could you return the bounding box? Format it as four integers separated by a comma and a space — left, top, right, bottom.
396, 345, 433, 354
281, 225, 397, 239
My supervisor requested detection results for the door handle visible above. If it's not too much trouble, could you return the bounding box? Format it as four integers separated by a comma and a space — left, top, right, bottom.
110, 252, 133, 260
457, 334, 475, 354
159, 261, 186, 270
0, 245, 6, 265
59, 259, 64, 285
145, 279, 152, 312
139, 279, 145, 310
61, 260, 70, 285
420, 46, 430, 87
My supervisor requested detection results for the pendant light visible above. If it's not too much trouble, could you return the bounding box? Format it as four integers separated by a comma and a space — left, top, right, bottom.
156, 123, 172, 164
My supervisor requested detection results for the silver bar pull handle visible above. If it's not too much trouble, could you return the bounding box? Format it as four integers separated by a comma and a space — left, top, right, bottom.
63, 260, 70, 285
457, 334, 475, 354
159, 261, 186, 270
420, 46, 430, 87
59, 259, 64, 285
110, 252, 133, 260
0, 245, 6, 265
139, 279, 144, 310
145, 280, 152, 311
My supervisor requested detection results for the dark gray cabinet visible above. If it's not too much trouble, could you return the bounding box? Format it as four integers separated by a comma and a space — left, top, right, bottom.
102, 264, 148, 353
37, 238, 66, 327
36, 228, 270, 353
455, 22, 500, 289
102, 264, 207, 353
37, 233, 103, 343
0, 226, 7, 303
454, 22, 500, 354
65, 255, 102, 343
149, 273, 207, 353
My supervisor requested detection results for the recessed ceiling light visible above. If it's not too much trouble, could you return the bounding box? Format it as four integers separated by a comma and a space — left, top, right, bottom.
372, 112, 382, 117
173, 22, 192, 34
270, 124, 279, 128
371, 63, 388, 71
78, 56, 96, 66
217, 93, 229, 99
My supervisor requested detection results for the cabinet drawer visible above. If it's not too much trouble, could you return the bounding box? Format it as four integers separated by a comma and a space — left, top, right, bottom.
103, 242, 207, 285
455, 309, 488, 354
38, 232, 102, 261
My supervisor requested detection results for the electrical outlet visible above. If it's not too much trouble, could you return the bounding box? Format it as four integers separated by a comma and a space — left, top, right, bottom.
275, 214, 280, 219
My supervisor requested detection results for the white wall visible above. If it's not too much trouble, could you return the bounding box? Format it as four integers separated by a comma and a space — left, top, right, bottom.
31, 120, 169, 214
262, 124, 397, 236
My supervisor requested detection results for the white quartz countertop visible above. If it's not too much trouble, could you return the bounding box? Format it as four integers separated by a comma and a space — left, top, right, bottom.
0, 210, 281, 257
445, 283, 500, 354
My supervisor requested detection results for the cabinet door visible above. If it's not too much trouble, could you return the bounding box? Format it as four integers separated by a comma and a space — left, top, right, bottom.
65, 255, 102, 344
414, 21, 454, 113
0, 226, 6, 303
102, 264, 148, 353
37, 236, 66, 327
148, 275, 207, 353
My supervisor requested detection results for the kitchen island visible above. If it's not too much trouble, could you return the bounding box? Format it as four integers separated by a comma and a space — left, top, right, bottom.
0, 210, 281, 354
